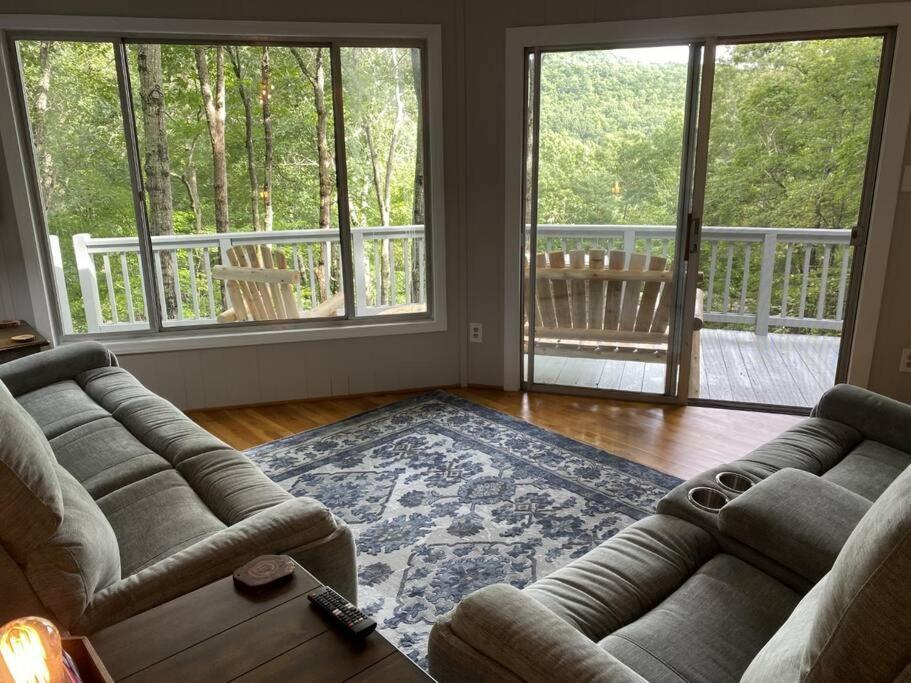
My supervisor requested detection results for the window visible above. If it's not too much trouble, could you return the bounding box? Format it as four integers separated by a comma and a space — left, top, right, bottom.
13, 34, 433, 338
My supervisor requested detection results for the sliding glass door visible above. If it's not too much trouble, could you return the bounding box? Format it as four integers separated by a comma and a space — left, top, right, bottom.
694, 35, 889, 408
521, 31, 893, 410
522, 44, 700, 397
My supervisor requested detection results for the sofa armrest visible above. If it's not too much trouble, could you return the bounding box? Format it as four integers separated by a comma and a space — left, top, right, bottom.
812, 384, 911, 454
718, 468, 871, 583
0, 341, 117, 396
74, 498, 338, 633
435, 584, 646, 683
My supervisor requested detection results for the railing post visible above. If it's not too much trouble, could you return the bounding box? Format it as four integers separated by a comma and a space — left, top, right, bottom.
72, 233, 103, 333
48, 235, 75, 335
352, 229, 367, 313
755, 232, 777, 336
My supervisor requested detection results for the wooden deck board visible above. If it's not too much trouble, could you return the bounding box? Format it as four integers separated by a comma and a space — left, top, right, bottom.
529, 329, 839, 408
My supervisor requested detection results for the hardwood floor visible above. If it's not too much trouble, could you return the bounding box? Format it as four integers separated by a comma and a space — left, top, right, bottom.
187, 387, 802, 480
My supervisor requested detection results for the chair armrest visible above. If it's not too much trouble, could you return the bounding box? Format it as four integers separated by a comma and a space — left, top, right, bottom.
718, 468, 871, 583
74, 498, 337, 633
812, 384, 911, 454
0, 341, 117, 396
439, 584, 646, 683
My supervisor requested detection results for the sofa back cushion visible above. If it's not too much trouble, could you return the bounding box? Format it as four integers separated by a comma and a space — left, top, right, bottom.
0, 381, 63, 561
743, 464, 911, 681
25, 465, 121, 629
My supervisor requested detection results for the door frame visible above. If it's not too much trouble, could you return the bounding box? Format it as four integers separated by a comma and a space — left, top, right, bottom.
503, 3, 911, 399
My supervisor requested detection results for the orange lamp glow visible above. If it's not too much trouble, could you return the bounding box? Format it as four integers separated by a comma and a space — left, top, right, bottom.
0, 617, 64, 683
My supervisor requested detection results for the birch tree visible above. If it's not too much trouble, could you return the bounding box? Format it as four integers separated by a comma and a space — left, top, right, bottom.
195, 46, 230, 233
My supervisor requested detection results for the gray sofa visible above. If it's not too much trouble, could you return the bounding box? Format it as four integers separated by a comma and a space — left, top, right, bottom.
429, 385, 911, 682
0, 342, 356, 634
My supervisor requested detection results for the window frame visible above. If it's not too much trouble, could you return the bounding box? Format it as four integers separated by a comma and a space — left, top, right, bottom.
0, 17, 446, 354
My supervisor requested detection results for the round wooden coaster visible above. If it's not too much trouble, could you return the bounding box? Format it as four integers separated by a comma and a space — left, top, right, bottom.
10, 334, 35, 343
233, 555, 295, 591
0, 320, 20, 328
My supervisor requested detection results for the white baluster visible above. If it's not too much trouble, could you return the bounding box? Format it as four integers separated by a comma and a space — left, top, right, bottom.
187, 248, 201, 319
836, 246, 850, 321
706, 241, 718, 312
73, 234, 103, 333
722, 244, 734, 313
738, 244, 751, 315
203, 250, 216, 319
120, 252, 135, 323
798, 245, 813, 319
102, 254, 118, 324
817, 244, 831, 320
780, 243, 793, 318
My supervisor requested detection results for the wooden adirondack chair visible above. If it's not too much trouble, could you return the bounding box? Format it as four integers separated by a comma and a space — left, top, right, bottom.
212, 245, 343, 323
528, 248, 704, 395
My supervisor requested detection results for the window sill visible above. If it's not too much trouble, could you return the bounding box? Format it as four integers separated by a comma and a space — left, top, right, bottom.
63, 314, 447, 356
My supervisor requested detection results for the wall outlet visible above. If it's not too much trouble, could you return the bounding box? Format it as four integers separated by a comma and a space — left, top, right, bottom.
469, 322, 483, 343
901, 348, 911, 374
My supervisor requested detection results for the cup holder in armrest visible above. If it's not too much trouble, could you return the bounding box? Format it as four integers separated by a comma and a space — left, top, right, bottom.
715, 471, 753, 494
687, 486, 729, 513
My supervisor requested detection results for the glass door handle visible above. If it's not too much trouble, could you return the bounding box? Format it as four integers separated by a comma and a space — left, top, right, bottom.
684, 213, 702, 258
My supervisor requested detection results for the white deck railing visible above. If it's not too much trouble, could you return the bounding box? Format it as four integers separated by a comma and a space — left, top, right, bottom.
52, 225, 426, 333
535, 224, 852, 335
51, 223, 849, 335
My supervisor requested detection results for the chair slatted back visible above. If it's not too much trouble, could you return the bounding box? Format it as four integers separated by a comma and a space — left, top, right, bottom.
531, 249, 674, 344
213, 245, 301, 323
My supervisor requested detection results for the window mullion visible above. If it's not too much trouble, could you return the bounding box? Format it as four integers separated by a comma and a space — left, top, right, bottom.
329, 42, 356, 320
113, 39, 164, 333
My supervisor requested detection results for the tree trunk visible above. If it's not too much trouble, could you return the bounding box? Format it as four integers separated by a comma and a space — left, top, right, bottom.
195, 46, 230, 234
260, 47, 274, 232
33, 41, 56, 210
365, 49, 405, 303
291, 47, 333, 299
171, 135, 203, 233
410, 48, 424, 227
410, 47, 424, 302
227, 46, 260, 231
137, 44, 177, 319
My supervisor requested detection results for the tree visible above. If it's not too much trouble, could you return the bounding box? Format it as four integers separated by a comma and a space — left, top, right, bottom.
136, 44, 177, 318
195, 46, 230, 233
291, 47, 333, 229
170, 132, 204, 232
32, 41, 56, 209
227, 46, 260, 231
260, 47, 274, 231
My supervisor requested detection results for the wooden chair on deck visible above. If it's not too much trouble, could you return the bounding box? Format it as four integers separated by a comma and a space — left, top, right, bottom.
212, 245, 343, 323
529, 248, 704, 395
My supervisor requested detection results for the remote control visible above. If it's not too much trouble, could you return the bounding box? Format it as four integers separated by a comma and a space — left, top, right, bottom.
307, 585, 376, 638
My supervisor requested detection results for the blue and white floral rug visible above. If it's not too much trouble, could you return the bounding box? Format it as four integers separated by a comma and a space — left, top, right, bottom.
245, 391, 680, 668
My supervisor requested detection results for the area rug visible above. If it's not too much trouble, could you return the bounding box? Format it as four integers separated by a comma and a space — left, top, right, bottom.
245, 390, 681, 668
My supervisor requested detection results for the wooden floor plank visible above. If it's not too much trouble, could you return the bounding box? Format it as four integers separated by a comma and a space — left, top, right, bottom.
713, 330, 759, 404
188, 387, 803, 481
698, 330, 735, 401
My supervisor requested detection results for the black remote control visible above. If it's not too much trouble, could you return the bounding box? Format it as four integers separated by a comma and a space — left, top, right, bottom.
307, 585, 376, 638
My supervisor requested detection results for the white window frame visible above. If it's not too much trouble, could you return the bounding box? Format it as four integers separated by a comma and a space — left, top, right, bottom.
0, 15, 446, 355
503, 3, 911, 392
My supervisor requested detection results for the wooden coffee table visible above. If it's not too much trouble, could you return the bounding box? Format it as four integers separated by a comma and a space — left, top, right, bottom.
90, 561, 433, 682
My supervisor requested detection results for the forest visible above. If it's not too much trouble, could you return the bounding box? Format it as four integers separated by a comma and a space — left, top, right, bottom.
18, 36, 883, 333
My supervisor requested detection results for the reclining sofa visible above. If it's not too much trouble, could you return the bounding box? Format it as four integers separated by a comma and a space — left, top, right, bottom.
0, 342, 356, 634
429, 385, 911, 682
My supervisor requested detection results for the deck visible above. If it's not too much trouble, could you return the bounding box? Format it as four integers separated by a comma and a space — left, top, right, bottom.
529, 329, 839, 407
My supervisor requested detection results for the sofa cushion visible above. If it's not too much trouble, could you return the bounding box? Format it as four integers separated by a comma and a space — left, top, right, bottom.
737, 417, 862, 477
743, 464, 911, 682
524, 514, 717, 642
97, 470, 226, 576
79, 368, 228, 465
17, 380, 109, 440
821, 440, 911, 501
0, 381, 63, 561
50, 417, 171, 499
176, 450, 291, 525
601, 554, 800, 683
25, 465, 120, 628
